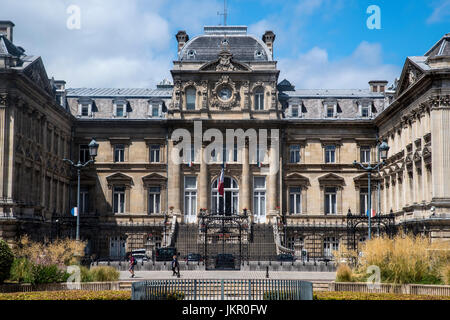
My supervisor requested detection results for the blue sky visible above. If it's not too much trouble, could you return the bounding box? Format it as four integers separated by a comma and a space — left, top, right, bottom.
1, 0, 449, 89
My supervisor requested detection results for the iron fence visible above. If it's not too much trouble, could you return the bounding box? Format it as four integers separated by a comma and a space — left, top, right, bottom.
131, 279, 313, 300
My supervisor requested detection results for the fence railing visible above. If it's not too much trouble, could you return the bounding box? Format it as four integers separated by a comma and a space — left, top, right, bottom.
273, 217, 295, 256
132, 279, 313, 300
330, 282, 450, 296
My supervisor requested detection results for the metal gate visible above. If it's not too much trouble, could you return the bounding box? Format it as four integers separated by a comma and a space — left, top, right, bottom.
199, 210, 250, 271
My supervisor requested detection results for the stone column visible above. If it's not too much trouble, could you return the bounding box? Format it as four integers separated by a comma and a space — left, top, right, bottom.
241, 142, 250, 213
267, 139, 278, 222
168, 139, 181, 217
199, 143, 208, 211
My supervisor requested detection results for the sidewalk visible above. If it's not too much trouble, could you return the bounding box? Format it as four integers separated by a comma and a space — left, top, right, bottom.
120, 270, 336, 281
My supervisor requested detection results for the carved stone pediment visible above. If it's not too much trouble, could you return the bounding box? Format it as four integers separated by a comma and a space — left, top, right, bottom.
200, 50, 251, 72
397, 60, 425, 96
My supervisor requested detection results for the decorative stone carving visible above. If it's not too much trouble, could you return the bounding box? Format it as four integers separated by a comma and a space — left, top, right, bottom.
211, 75, 240, 110
200, 50, 251, 72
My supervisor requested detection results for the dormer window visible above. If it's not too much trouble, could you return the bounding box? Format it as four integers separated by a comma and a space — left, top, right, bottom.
323, 101, 337, 118
291, 105, 299, 118
81, 104, 89, 117
254, 50, 264, 59
254, 87, 264, 110
358, 101, 372, 118
187, 49, 196, 59
113, 100, 128, 118
361, 105, 369, 118
326, 105, 335, 118
149, 101, 162, 118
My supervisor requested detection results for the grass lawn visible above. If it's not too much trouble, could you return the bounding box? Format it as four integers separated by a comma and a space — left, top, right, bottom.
0, 290, 449, 300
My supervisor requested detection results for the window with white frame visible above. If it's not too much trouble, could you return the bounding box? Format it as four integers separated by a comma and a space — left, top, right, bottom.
360, 146, 371, 163
186, 87, 196, 110
254, 87, 264, 110
289, 187, 302, 214
323, 237, 339, 257
150, 103, 161, 117
148, 187, 161, 214
325, 145, 336, 163
116, 104, 125, 117
253, 177, 266, 217
325, 104, 336, 118
81, 104, 89, 117
361, 104, 370, 118
79, 145, 89, 163
360, 188, 369, 215
150, 145, 160, 163
113, 186, 125, 214
290, 145, 301, 163
184, 177, 197, 217
324, 187, 337, 215
114, 144, 125, 163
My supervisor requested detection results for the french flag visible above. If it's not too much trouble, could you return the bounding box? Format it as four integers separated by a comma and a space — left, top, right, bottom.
218, 163, 225, 196
367, 208, 376, 218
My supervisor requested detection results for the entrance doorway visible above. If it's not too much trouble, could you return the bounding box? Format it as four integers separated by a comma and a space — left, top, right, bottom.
211, 177, 239, 215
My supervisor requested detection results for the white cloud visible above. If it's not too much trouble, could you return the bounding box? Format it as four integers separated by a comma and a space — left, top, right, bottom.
427, 0, 450, 23
279, 42, 400, 89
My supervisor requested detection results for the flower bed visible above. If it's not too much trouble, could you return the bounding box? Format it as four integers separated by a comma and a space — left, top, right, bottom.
0, 290, 131, 300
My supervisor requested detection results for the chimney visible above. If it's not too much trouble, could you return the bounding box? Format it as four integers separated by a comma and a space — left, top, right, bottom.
262, 31, 276, 58
369, 80, 388, 93
0, 21, 14, 42
175, 31, 189, 54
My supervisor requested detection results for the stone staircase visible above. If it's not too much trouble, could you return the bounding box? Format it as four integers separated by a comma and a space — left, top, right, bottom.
247, 224, 277, 260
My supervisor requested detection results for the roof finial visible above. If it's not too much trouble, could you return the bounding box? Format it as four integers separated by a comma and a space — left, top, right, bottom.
217, 0, 228, 26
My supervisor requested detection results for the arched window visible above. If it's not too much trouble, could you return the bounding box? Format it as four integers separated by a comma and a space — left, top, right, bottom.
211, 177, 239, 215
186, 87, 196, 110
254, 87, 264, 110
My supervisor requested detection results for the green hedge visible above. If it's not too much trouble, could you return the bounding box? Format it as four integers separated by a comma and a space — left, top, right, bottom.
0, 240, 14, 284
263, 291, 298, 300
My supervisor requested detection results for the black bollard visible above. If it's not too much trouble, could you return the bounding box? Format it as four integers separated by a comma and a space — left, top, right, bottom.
266, 266, 269, 278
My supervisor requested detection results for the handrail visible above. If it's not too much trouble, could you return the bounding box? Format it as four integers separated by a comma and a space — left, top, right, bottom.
272, 216, 295, 255
163, 215, 177, 248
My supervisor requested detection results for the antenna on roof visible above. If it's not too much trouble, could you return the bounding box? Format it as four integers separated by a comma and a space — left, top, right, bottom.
217, 0, 228, 26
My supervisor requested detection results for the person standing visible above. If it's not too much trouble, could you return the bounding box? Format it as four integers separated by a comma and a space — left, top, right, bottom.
171, 255, 180, 277
129, 254, 136, 278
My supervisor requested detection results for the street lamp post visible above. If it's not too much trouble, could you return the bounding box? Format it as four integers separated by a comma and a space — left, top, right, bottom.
63, 139, 99, 241
353, 141, 389, 240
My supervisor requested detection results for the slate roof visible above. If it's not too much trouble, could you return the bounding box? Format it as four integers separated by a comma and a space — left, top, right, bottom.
66, 88, 172, 98
425, 33, 450, 58
0, 34, 25, 57
284, 89, 385, 99
179, 26, 272, 62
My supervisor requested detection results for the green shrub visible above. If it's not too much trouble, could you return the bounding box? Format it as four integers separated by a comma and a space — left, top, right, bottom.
263, 291, 297, 300
89, 266, 119, 282
166, 291, 185, 300
336, 264, 353, 282
9, 258, 34, 283
0, 240, 14, 284
440, 265, 450, 285
32, 264, 68, 284
80, 266, 94, 283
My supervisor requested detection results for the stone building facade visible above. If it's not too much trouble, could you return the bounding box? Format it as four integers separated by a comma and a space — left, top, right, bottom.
0, 21, 449, 259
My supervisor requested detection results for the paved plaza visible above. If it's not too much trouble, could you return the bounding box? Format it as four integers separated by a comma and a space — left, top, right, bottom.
120, 270, 336, 281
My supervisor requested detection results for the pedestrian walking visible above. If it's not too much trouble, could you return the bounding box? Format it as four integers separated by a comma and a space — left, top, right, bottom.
171, 255, 180, 277
129, 254, 136, 278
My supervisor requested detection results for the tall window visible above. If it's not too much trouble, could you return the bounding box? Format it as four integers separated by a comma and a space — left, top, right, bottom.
253, 177, 266, 218
360, 146, 371, 163
325, 187, 337, 215
289, 187, 302, 214
148, 187, 161, 214
186, 87, 196, 110
212, 177, 239, 214
291, 105, 299, 118
326, 105, 335, 118
151, 104, 160, 117
325, 146, 336, 163
80, 188, 89, 214
79, 145, 89, 163
150, 145, 160, 163
254, 88, 264, 110
290, 145, 301, 163
113, 186, 125, 214
184, 177, 197, 220
360, 188, 369, 215
114, 145, 125, 162
323, 237, 339, 257
116, 104, 125, 117
361, 105, 369, 118
81, 104, 89, 117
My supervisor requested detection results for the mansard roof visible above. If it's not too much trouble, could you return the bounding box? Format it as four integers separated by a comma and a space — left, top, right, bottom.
66, 87, 172, 98
284, 89, 384, 99
0, 34, 24, 57
179, 26, 273, 62
425, 33, 450, 58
